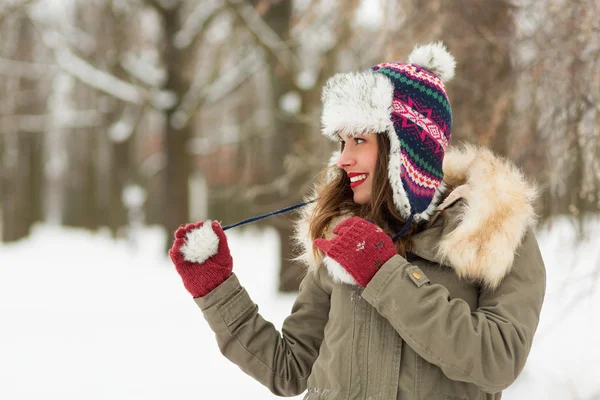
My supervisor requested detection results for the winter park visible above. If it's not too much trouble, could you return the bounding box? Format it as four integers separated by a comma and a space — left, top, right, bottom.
1, 1, 599, 399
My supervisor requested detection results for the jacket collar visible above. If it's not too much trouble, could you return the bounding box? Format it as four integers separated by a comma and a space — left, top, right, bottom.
293, 144, 539, 290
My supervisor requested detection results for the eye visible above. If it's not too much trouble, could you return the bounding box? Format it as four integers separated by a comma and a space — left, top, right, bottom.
354, 137, 366, 145
338, 138, 346, 150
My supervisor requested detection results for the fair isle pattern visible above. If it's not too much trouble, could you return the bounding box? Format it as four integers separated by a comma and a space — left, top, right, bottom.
373, 64, 451, 133
372, 61, 452, 217
375, 65, 451, 114
392, 99, 449, 149
377, 63, 447, 94
401, 152, 439, 190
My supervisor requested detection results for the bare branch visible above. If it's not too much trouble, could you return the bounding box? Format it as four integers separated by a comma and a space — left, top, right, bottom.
144, 0, 181, 13
174, 0, 226, 50
34, 28, 173, 109
171, 51, 262, 129
0, 110, 103, 133
225, 0, 297, 75
0, 0, 37, 24
144, 0, 161, 11
361, 0, 398, 66
109, 103, 147, 143
54, 46, 146, 105
209, 149, 323, 206
120, 53, 166, 88
0, 57, 57, 78
204, 59, 262, 104
313, 2, 359, 86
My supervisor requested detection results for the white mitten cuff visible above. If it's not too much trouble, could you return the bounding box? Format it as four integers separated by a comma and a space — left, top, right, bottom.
323, 256, 359, 286
180, 220, 220, 264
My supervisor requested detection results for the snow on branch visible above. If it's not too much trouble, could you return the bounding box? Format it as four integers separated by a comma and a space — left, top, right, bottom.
226, 0, 297, 74
0, 57, 57, 78
120, 52, 166, 88
145, 0, 180, 12
53, 48, 174, 110
203, 54, 262, 104
0, 0, 37, 24
170, 51, 262, 130
0, 114, 47, 133
173, 0, 225, 50
0, 109, 103, 133
109, 104, 146, 143
55, 47, 146, 105
35, 27, 176, 110
59, 25, 97, 55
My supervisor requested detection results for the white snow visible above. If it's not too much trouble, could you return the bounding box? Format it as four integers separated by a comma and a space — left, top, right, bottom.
122, 185, 147, 209
108, 120, 134, 143
152, 89, 178, 110
0, 216, 598, 399
354, 0, 383, 29
173, 0, 222, 50
296, 70, 317, 91
53, 47, 145, 105
279, 91, 302, 114
121, 52, 166, 88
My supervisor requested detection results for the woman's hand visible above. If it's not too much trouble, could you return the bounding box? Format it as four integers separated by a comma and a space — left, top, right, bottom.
169, 220, 233, 298
314, 216, 397, 287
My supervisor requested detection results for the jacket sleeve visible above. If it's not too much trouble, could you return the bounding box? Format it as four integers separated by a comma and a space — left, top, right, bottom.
361, 228, 546, 393
195, 270, 331, 396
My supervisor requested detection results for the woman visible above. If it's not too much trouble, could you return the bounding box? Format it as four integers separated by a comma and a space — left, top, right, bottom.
169, 42, 546, 399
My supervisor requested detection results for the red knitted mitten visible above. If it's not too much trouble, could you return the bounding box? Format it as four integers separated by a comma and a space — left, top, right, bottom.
314, 217, 397, 287
169, 221, 233, 298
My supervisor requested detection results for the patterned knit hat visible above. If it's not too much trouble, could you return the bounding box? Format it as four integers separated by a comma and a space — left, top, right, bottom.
321, 42, 456, 224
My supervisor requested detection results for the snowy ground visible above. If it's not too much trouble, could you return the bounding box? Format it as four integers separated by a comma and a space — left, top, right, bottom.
0, 217, 599, 399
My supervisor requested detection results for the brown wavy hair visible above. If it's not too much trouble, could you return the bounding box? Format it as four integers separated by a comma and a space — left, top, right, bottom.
309, 133, 417, 258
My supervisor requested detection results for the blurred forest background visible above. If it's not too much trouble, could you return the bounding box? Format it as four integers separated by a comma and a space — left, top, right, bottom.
1, 0, 599, 291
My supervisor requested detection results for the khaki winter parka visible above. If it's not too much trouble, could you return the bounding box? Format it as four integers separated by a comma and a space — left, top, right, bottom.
195, 145, 546, 399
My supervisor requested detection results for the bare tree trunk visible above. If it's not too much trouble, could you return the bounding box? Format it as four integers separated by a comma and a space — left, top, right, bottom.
103, 6, 134, 237
401, 0, 516, 156
62, 6, 105, 230
154, 4, 193, 249
1, 17, 22, 242
62, 96, 101, 231
564, 3, 587, 232
2, 18, 44, 241
4, 132, 43, 241
259, 1, 306, 291
108, 136, 132, 234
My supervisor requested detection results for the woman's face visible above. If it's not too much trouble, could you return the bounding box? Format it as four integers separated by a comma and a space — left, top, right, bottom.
336, 131, 379, 205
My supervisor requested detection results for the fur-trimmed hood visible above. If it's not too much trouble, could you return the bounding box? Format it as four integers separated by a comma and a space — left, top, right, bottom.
293, 144, 539, 290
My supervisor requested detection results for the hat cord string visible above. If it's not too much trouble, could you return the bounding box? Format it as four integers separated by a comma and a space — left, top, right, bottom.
222, 199, 317, 231
222, 199, 413, 244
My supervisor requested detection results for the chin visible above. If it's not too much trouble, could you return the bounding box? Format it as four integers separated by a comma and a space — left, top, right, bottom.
353, 193, 370, 205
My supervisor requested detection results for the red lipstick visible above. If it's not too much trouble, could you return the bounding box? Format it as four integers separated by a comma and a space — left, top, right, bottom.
348, 172, 368, 189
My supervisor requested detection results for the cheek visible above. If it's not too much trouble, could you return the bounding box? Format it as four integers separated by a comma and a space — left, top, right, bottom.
368, 149, 379, 172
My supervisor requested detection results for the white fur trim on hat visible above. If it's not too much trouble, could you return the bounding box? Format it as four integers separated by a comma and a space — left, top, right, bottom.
180, 221, 219, 264
321, 70, 395, 139
386, 129, 412, 219
408, 42, 456, 83
415, 181, 449, 222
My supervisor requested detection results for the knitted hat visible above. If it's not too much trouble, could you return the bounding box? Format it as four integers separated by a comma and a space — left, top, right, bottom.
321, 42, 456, 224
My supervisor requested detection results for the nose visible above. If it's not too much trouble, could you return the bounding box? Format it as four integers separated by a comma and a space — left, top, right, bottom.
336, 146, 356, 169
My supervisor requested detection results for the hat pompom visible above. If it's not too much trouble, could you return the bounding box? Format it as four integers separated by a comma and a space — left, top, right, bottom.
408, 42, 456, 83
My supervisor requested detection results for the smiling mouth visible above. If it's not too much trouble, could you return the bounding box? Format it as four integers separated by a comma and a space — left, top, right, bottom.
349, 173, 368, 188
